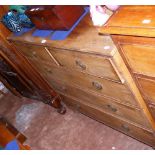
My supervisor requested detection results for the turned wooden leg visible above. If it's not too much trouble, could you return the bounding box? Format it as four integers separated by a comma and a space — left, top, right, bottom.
57, 101, 66, 114
48, 95, 66, 114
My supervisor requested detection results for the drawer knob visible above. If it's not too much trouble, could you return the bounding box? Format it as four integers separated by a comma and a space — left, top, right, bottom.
75, 60, 86, 70
46, 68, 52, 74
121, 124, 130, 132
92, 81, 102, 90
107, 104, 117, 112
32, 51, 37, 57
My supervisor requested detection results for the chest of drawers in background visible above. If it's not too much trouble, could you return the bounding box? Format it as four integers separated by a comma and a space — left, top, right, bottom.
9, 14, 155, 147
100, 6, 155, 147
113, 36, 155, 121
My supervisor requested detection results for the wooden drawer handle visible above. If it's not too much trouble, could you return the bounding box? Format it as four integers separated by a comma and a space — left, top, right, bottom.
75, 60, 86, 70
121, 124, 130, 132
106, 104, 117, 112
92, 81, 102, 90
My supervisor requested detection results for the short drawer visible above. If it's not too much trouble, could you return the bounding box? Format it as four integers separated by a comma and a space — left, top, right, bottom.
49, 79, 150, 128
38, 63, 138, 107
136, 76, 155, 104
121, 44, 155, 77
47, 47, 122, 82
14, 42, 57, 66
62, 96, 155, 147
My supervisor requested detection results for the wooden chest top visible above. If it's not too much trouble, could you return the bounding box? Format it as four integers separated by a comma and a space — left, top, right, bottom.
8, 15, 116, 57
99, 6, 155, 37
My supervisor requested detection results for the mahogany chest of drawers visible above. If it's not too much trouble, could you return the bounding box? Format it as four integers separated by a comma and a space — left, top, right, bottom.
25, 6, 85, 30
9, 13, 155, 147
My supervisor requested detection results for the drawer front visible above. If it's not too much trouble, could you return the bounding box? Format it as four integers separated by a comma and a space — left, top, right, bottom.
62, 96, 155, 147
38, 63, 138, 107
121, 44, 155, 77
14, 43, 57, 66
137, 76, 155, 104
48, 48, 122, 82
49, 79, 150, 128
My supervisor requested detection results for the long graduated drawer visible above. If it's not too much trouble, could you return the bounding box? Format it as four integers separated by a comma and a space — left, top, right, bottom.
47, 78, 151, 129
37, 63, 138, 107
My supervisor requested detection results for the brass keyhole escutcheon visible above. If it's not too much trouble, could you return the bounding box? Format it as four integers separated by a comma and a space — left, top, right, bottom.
92, 81, 102, 90
75, 60, 86, 70
121, 124, 130, 132
107, 104, 117, 112
32, 51, 37, 57
45, 68, 52, 74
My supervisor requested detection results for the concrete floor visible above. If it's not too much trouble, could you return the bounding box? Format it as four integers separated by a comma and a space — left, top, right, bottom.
0, 92, 152, 150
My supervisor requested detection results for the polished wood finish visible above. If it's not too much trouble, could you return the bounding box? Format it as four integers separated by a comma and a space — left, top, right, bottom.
99, 6, 155, 147
99, 6, 155, 37
14, 42, 123, 82
26, 6, 84, 30
149, 104, 155, 121
21, 54, 130, 102
111, 34, 155, 105
13, 43, 56, 66
121, 44, 155, 77
37, 63, 137, 107
47, 47, 122, 82
136, 76, 155, 104
8, 16, 117, 57
9, 11, 155, 147
0, 6, 11, 38
107, 50, 155, 130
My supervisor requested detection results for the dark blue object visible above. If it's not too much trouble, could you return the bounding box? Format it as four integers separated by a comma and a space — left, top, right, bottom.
13, 7, 89, 40
2, 11, 22, 32
18, 13, 34, 28
2, 8, 34, 32
32, 29, 54, 37
4, 140, 19, 150
32, 7, 89, 40
51, 7, 89, 40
